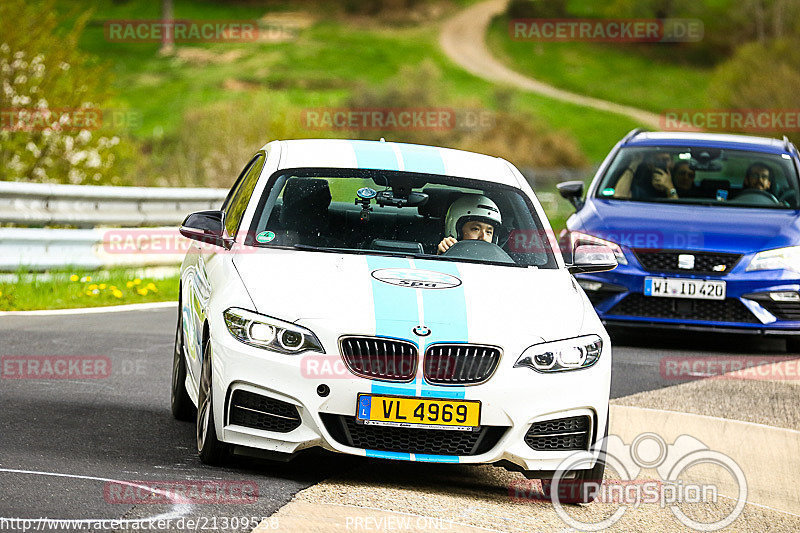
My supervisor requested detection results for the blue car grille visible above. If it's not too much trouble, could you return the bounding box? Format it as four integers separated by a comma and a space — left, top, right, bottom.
608, 294, 758, 323
633, 250, 742, 276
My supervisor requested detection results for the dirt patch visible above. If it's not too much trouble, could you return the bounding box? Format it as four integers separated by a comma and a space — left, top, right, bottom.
258, 12, 316, 42
222, 78, 263, 92
175, 48, 246, 65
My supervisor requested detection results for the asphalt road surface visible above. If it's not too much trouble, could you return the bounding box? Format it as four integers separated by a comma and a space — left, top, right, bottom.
0, 307, 788, 531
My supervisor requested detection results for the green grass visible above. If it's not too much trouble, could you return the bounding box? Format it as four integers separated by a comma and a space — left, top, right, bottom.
0, 268, 179, 311
487, 14, 713, 114
51, 0, 649, 168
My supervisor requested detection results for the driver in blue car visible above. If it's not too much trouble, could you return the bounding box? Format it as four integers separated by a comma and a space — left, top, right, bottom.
437, 194, 502, 254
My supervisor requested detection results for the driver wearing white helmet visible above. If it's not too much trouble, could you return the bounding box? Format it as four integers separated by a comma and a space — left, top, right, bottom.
437, 194, 502, 254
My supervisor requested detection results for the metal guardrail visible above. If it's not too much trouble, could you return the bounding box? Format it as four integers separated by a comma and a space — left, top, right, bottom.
0, 174, 581, 272
0, 182, 227, 271
0, 181, 228, 227
0, 227, 189, 271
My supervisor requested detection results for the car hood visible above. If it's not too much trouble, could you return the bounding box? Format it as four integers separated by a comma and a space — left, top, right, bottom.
578, 199, 800, 253
232, 250, 586, 342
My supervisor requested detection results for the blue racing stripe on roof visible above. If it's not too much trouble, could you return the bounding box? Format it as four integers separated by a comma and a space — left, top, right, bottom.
351, 140, 400, 170
398, 144, 446, 174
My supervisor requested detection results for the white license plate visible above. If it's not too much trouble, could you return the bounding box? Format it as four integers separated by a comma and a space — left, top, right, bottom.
644, 277, 726, 300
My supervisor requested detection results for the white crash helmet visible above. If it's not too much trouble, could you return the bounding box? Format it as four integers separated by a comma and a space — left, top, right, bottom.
444, 194, 502, 242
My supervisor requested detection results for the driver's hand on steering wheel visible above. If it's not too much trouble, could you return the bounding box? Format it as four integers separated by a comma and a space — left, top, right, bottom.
438, 236, 457, 254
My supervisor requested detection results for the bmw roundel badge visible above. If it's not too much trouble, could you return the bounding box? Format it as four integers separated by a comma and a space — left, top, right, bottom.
413, 325, 431, 336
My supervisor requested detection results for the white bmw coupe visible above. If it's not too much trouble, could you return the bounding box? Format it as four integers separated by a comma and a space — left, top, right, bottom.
173, 139, 616, 502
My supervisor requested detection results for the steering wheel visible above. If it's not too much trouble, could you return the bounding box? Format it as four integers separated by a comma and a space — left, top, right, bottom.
441, 239, 515, 264
730, 189, 781, 205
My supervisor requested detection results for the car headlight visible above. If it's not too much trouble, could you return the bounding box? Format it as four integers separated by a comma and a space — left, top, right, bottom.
223, 307, 324, 354
570, 232, 627, 265
514, 335, 602, 373
746, 246, 800, 274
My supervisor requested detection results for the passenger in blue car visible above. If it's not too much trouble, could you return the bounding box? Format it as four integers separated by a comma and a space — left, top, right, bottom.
743, 162, 772, 191
658, 161, 711, 199
613, 152, 709, 200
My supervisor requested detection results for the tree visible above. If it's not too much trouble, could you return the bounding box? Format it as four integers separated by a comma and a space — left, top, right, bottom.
0, 0, 131, 184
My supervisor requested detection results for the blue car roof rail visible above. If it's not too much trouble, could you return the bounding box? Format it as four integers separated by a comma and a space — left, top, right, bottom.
783, 135, 797, 155
621, 128, 648, 145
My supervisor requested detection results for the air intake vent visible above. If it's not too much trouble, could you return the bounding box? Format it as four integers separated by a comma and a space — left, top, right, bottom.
228, 390, 301, 433
321, 414, 507, 456
423, 344, 501, 385
633, 249, 741, 276
525, 416, 591, 451
339, 336, 418, 381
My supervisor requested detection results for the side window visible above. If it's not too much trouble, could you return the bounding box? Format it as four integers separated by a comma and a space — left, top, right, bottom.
224, 154, 266, 239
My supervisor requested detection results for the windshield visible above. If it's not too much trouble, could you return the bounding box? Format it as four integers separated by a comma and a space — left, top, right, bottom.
595, 146, 800, 209
246, 168, 557, 268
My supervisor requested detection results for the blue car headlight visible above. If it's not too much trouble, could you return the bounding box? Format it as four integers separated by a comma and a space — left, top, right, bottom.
223, 307, 324, 354
746, 246, 800, 274
514, 335, 602, 373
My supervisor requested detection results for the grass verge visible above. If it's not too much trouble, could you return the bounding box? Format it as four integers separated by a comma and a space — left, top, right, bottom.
55, 0, 648, 180
0, 268, 179, 311
486, 14, 712, 114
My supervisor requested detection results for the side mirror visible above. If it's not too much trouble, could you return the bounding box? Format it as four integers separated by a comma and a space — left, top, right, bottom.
179, 210, 232, 248
557, 180, 585, 211
568, 244, 617, 274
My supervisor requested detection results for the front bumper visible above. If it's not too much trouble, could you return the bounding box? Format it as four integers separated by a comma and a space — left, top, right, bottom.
577, 260, 800, 334
207, 328, 611, 474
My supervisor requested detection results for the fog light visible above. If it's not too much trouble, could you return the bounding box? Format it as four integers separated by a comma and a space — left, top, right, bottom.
769, 291, 800, 302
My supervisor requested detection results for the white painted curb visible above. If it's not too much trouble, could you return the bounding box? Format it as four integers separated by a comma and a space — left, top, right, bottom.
0, 301, 176, 317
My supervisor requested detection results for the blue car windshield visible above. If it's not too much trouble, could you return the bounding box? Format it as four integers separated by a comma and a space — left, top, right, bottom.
245, 168, 558, 269
596, 146, 800, 209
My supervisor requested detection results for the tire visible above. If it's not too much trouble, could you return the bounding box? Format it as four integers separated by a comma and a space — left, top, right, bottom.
541, 416, 609, 505
171, 309, 195, 421
197, 336, 228, 465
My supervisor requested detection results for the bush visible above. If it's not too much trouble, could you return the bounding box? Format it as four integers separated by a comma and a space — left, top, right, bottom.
507, 0, 568, 19
0, 0, 133, 185
709, 37, 800, 143
345, 61, 586, 168
138, 96, 312, 188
